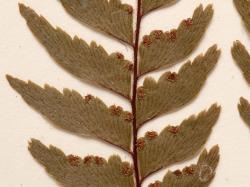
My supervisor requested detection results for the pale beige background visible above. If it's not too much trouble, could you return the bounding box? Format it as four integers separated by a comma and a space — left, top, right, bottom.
1, 0, 250, 186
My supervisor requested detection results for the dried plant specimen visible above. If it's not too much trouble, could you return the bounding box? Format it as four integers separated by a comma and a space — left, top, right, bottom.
139, 5, 214, 75
232, 0, 250, 126
60, 0, 133, 44
7, 1, 221, 186
148, 146, 219, 187
137, 46, 220, 126
28, 139, 135, 186
19, 4, 132, 98
138, 105, 220, 179
6, 76, 132, 151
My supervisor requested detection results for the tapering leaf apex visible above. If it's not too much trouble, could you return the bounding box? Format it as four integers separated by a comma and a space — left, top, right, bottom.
59, 0, 133, 44
238, 97, 250, 127
19, 3, 132, 98
6, 75, 132, 151
138, 104, 220, 178
28, 139, 135, 187
137, 45, 220, 126
139, 4, 214, 75
148, 146, 219, 187
232, 41, 250, 84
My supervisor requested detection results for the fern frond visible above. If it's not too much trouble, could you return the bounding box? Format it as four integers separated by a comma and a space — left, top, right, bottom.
138, 104, 220, 178
136, 46, 220, 126
29, 139, 135, 187
19, 4, 132, 98
6, 1, 221, 186
142, 0, 177, 15
6, 76, 132, 151
148, 146, 219, 187
139, 5, 213, 75
58, 0, 133, 44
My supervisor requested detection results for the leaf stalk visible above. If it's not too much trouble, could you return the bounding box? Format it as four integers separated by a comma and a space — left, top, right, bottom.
132, 0, 142, 186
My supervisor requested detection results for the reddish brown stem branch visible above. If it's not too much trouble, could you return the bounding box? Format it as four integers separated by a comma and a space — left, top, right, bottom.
132, 0, 142, 186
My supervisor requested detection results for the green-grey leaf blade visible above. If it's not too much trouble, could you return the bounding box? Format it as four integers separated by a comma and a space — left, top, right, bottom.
142, 0, 177, 15
139, 5, 214, 75
59, 0, 133, 44
148, 146, 220, 187
6, 76, 132, 151
29, 139, 135, 187
19, 4, 132, 98
137, 45, 220, 126
138, 104, 220, 178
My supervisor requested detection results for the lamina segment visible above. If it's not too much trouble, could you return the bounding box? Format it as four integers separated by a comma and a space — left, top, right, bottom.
19, 4, 132, 98
59, 0, 133, 44
136, 46, 220, 126
6, 75, 132, 151
28, 139, 135, 187
139, 4, 214, 75
142, 0, 177, 15
148, 146, 220, 187
137, 104, 220, 178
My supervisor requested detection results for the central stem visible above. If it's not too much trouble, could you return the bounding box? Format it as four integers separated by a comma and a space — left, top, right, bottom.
132, 0, 142, 186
